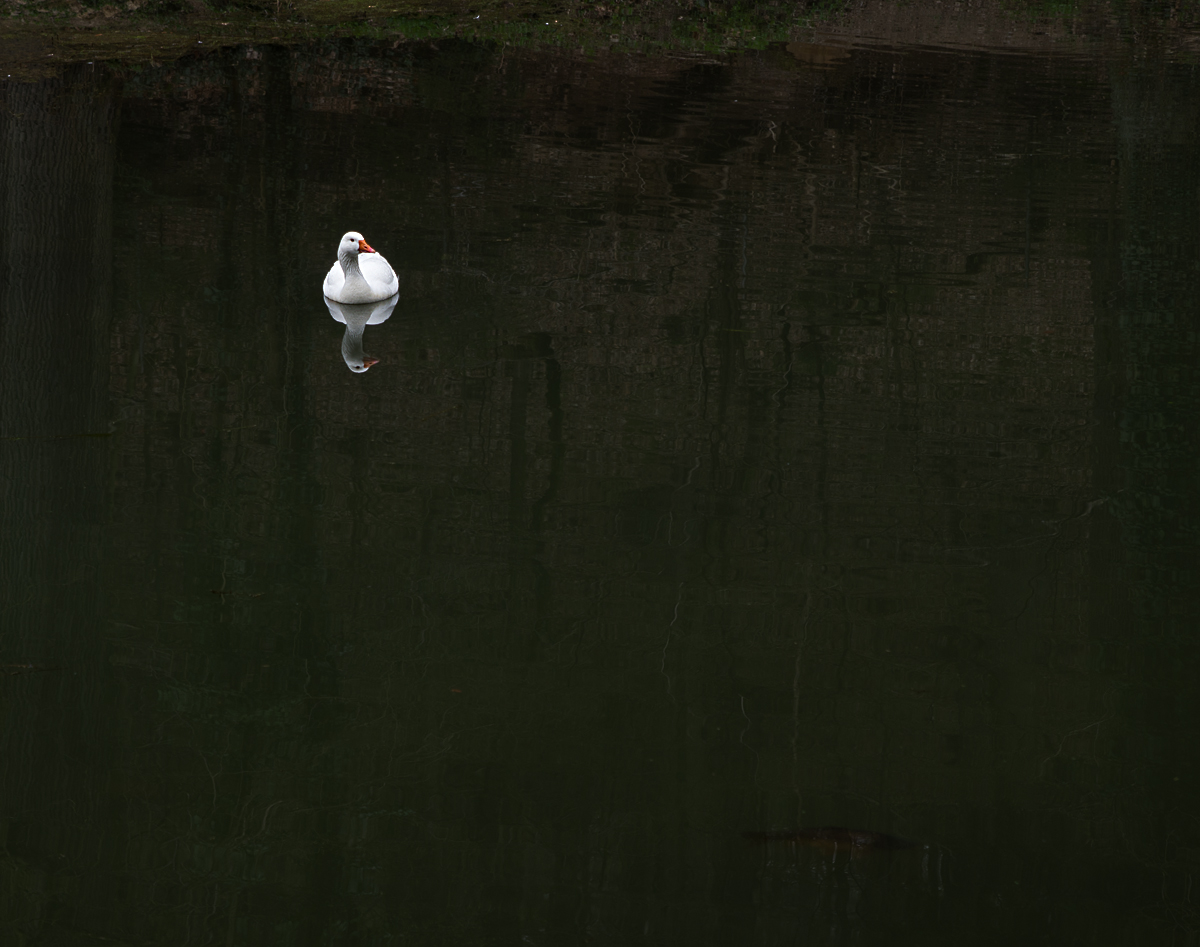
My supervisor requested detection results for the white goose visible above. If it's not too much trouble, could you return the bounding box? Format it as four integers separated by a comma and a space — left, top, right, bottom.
324, 295, 398, 373
323, 231, 399, 304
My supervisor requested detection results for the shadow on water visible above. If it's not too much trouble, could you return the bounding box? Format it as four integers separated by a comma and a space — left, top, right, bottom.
0, 61, 117, 938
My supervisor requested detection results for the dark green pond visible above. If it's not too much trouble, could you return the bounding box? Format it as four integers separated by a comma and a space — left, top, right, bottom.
2, 35, 1199, 946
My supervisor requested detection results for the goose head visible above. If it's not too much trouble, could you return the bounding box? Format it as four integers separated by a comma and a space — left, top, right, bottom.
337, 231, 377, 265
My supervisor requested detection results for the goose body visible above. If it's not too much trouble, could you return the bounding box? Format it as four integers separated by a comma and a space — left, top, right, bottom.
325, 295, 398, 372
323, 231, 399, 304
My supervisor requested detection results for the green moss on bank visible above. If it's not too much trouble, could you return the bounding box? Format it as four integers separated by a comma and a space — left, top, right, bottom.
3, 0, 1200, 76
0, 0, 847, 75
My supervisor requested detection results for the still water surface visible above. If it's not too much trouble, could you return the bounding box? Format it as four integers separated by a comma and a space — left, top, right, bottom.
2, 35, 1199, 945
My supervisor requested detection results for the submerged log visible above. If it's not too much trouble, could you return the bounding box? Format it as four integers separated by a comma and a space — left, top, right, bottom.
743, 827, 916, 852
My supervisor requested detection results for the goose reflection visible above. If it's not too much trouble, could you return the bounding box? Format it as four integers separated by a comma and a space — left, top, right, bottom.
324, 293, 398, 372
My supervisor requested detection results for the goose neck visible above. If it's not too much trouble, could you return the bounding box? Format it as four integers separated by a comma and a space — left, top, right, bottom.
339, 250, 364, 279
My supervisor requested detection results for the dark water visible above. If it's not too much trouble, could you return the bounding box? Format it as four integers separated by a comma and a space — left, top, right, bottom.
2, 36, 1199, 946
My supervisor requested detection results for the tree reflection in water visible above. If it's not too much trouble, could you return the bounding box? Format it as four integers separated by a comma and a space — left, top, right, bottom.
1, 36, 1198, 947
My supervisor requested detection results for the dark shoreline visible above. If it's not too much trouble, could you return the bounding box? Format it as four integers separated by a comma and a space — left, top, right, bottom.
4, 0, 1200, 77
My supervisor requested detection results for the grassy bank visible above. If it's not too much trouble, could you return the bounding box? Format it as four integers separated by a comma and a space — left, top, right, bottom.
0, 0, 847, 76
2, 0, 1198, 77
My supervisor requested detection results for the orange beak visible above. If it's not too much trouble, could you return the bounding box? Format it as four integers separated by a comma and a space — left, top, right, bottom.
358, 239, 376, 253
362, 357, 380, 369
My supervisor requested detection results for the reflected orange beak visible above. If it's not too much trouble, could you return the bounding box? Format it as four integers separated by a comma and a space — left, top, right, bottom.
362, 357, 380, 369
358, 239, 376, 253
